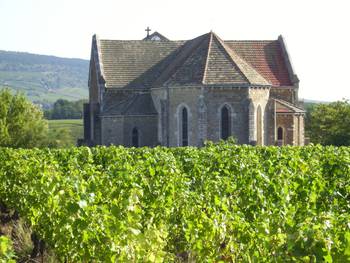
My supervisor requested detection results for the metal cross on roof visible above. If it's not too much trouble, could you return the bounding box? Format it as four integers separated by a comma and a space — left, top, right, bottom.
145, 27, 151, 37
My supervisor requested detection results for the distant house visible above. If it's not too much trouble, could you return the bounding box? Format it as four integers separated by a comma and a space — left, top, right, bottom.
82, 30, 305, 147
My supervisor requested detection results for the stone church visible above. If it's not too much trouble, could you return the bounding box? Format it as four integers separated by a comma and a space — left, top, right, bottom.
82, 30, 305, 147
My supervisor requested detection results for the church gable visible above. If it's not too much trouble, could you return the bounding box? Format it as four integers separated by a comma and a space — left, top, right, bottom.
204, 33, 251, 85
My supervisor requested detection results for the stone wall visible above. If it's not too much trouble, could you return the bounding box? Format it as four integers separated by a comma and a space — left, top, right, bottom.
167, 86, 202, 146
100, 115, 158, 147
123, 116, 158, 147
151, 88, 167, 145
83, 103, 91, 142
293, 115, 305, 146
94, 85, 303, 147
276, 114, 295, 145
266, 104, 305, 146
205, 87, 249, 144
298, 115, 305, 146
293, 115, 299, 145
156, 86, 254, 146
152, 86, 275, 147
265, 99, 276, 145
92, 103, 101, 145
248, 88, 270, 145
100, 116, 124, 146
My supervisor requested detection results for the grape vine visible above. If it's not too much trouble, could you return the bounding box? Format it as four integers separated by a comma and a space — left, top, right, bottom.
0, 144, 349, 262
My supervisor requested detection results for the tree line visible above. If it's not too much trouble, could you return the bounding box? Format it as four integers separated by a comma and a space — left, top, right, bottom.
44, 99, 86, 119
305, 100, 350, 146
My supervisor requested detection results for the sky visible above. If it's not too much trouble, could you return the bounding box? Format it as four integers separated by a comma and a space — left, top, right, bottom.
0, 0, 349, 101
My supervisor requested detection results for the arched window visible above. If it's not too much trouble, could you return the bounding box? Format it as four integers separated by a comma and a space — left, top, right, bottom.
256, 105, 262, 145
132, 127, 139, 147
221, 106, 230, 140
277, 127, 283, 142
182, 107, 188, 146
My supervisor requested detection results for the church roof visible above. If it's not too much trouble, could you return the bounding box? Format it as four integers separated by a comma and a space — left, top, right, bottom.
275, 99, 305, 113
159, 32, 270, 86
226, 40, 293, 87
103, 92, 157, 115
94, 31, 295, 89
99, 39, 183, 89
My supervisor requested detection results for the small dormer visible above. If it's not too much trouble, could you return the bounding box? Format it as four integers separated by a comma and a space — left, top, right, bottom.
143, 27, 169, 41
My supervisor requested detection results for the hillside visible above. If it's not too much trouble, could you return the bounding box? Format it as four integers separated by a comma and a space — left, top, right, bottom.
0, 50, 89, 103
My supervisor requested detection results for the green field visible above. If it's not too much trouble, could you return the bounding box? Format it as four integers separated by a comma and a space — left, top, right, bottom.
48, 119, 83, 146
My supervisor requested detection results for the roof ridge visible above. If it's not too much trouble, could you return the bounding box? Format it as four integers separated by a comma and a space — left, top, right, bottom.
202, 32, 213, 84
212, 32, 271, 85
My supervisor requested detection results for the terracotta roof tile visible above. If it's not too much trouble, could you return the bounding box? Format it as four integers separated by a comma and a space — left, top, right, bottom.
225, 41, 293, 86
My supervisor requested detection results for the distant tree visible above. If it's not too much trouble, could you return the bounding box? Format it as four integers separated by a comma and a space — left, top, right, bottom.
0, 89, 48, 148
308, 100, 350, 145
304, 102, 317, 138
44, 99, 86, 120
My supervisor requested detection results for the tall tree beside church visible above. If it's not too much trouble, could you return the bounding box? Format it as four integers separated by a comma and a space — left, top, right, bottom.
308, 100, 350, 145
0, 88, 48, 148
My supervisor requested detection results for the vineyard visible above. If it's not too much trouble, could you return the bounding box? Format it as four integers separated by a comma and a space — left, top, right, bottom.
0, 144, 349, 262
